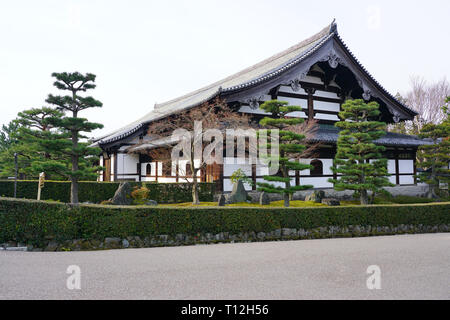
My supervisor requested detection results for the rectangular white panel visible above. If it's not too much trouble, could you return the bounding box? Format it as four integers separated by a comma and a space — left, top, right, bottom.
313, 100, 340, 112
399, 175, 414, 185
399, 160, 414, 174
387, 160, 396, 174
313, 90, 340, 99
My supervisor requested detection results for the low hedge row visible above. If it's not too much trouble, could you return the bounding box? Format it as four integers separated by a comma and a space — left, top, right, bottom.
1, 197, 449, 246
0, 180, 215, 203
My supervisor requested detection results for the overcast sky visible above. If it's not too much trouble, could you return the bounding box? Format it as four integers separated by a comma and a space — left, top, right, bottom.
1, 0, 449, 138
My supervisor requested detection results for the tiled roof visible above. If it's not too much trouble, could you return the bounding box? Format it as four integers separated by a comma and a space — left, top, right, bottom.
95, 20, 417, 146
95, 22, 334, 145
309, 125, 431, 147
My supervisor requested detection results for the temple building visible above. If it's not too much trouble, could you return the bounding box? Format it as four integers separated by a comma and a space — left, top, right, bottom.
92, 20, 429, 192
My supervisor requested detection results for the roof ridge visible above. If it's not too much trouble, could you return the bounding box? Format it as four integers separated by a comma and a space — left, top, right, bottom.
154, 21, 334, 110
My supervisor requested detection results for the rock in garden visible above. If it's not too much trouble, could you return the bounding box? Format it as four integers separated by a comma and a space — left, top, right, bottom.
44, 241, 59, 252
259, 192, 270, 205
305, 190, 325, 203
104, 237, 121, 249
111, 182, 133, 205
145, 200, 158, 206
228, 180, 248, 203
321, 198, 341, 206
217, 194, 226, 206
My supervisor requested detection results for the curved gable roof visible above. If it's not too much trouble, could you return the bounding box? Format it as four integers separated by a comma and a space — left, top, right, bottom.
96, 20, 416, 146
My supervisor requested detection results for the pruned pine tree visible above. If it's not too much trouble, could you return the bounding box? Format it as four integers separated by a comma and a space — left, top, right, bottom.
44, 72, 104, 204
256, 100, 313, 207
329, 99, 393, 205
416, 97, 450, 198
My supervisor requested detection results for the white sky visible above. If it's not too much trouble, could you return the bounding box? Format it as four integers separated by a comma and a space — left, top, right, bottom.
0, 0, 449, 139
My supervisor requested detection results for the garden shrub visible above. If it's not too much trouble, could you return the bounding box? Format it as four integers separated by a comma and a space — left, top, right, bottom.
1, 197, 449, 246
0, 180, 215, 203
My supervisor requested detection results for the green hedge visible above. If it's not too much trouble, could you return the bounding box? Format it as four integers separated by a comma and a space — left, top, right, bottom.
0, 180, 215, 203
1, 197, 449, 246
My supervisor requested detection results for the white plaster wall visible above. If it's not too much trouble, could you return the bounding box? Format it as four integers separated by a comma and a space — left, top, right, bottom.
313, 100, 340, 112
223, 158, 252, 176
99, 156, 104, 182
400, 175, 414, 185
158, 177, 177, 183
389, 175, 397, 184
117, 175, 139, 181
117, 153, 138, 175
141, 162, 156, 176
387, 160, 396, 174
313, 90, 340, 99
399, 160, 414, 174
314, 113, 340, 121
299, 177, 333, 188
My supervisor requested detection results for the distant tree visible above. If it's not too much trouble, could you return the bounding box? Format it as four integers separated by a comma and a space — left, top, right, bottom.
416, 97, 450, 198
329, 99, 393, 205
388, 77, 450, 135
145, 98, 250, 204
0, 120, 20, 152
256, 100, 313, 207
44, 72, 104, 204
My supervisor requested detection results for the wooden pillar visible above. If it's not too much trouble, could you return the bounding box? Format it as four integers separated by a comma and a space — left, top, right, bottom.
176, 162, 179, 183
295, 168, 300, 186
252, 164, 257, 190
137, 162, 141, 182
395, 149, 400, 185
113, 152, 118, 182
413, 155, 417, 185
155, 161, 158, 182
305, 88, 316, 121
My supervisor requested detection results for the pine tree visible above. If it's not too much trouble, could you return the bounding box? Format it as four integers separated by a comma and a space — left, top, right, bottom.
256, 100, 313, 207
0, 107, 65, 179
329, 99, 393, 205
44, 72, 104, 204
416, 97, 450, 198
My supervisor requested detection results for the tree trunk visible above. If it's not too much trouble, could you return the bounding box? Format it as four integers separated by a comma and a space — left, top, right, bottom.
283, 193, 290, 207
427, 163, 437, 199
70, 108, 79, 204
284, 166, 290, 207
359, 160, 368, 205
360, 189, 369, 205
192, 170, 200, 205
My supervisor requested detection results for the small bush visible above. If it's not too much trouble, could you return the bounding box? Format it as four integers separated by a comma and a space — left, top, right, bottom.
131, 186, 150, 205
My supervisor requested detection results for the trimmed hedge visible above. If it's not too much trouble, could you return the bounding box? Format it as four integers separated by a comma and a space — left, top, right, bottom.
0, 180, 215, 203
1, 197, 449, 246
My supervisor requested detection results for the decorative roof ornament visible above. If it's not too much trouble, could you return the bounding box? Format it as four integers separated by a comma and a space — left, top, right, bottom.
392, 111, 401, 123
362, 90, 372, 101
247, 97, 263, 110
329, 18, 337, 34
320, 50, 341, 69
290, 78, 301, 92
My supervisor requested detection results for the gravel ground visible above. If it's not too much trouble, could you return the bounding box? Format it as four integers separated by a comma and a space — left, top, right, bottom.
0, 233, 449, 300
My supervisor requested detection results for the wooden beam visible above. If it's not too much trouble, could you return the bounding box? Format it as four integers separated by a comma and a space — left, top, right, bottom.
252, 164, 257, 190
395, 149, 400, 185
277, 92, 342, 104
113, 152, 118, 182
